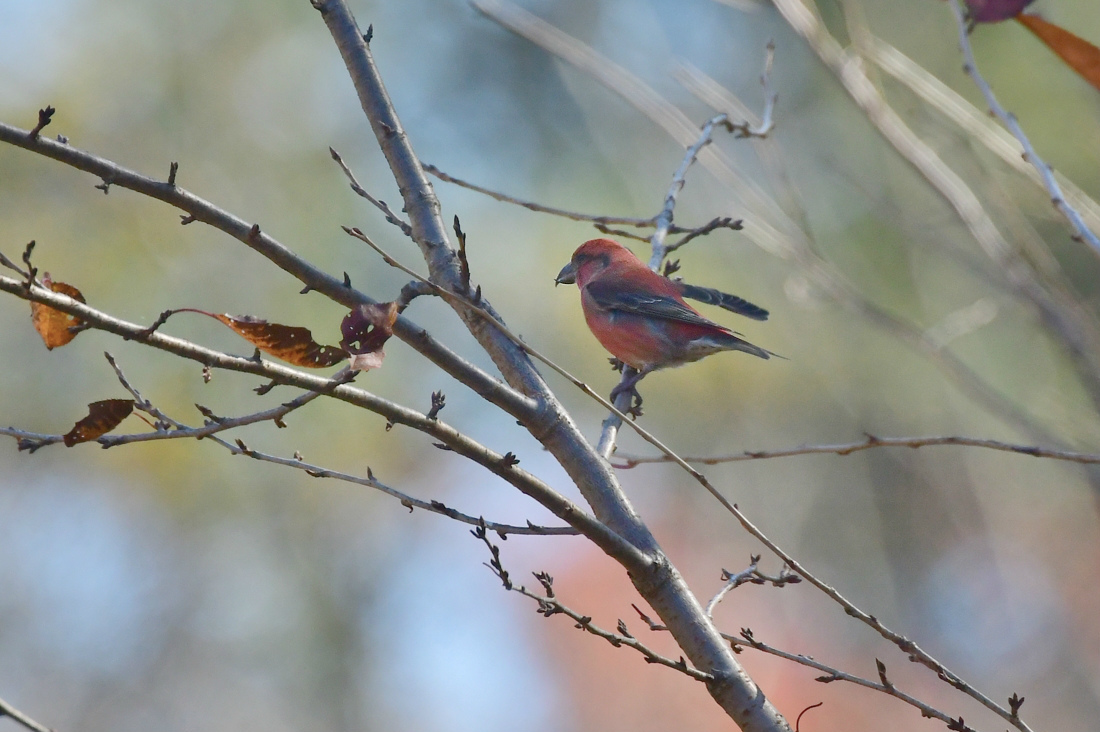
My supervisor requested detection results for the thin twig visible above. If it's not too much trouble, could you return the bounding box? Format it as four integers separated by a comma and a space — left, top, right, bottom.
330, 147, 413, 236
727, 40, 778, 139
733, 631, 973, 731
613, 434, 1100, 467
631, 609, 977, 731
0, 121, 534, 420
424, 163, 659, 228
862, 36, 1100, 237
599, 111, 752, 459
705, 555, 800, 618
111, 357, 577, 537
352, 192, 980, 732
666, 216, 743, 253
473, 0, 801, 258
0, 696, 52, 732
766, 0, 1100, 467
647, 113, 734, 269
0, 273, 639, 562
946, 0, 1100, 256
341, 226, 716, 469
424, 162, 734, 237
717, 492, 1033, 732
220, 437, 577, 537
473, 522, 712, 680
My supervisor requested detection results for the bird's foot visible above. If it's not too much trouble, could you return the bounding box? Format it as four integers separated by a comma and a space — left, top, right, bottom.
609, 369, 645, 418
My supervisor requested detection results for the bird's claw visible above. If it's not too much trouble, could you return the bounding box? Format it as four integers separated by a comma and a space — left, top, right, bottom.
609, 381, 644, 418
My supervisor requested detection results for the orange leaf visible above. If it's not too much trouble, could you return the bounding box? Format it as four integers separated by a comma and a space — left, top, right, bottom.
1017, 14, 1100, 92
213, 314, 347, 368
63, 399, 135, 446
30, 273, 86, 349
340, 302, 399, 372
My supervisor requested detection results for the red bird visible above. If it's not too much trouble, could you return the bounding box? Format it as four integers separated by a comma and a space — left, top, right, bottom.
555, 238, 772, 404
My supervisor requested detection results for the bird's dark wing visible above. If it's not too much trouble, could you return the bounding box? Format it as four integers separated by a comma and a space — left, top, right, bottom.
678, 283, 769, 321
585, 280, 720, 328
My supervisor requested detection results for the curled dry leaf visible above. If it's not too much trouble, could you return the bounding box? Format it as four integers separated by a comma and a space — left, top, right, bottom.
63, 399, 135, 446
31, 273, 86, 349
213, 314, 347, 368
340, 301, 398, 371
1017, 14, 1100, 92
965, 0, 1035, 23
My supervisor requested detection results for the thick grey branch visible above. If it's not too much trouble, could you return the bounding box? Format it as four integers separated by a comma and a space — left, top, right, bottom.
313, 3, 792, 729
0, 273, 639, 564
0, 120, 534, 420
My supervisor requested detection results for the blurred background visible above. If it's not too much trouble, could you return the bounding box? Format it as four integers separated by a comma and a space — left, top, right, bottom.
2, 0, 1100, 730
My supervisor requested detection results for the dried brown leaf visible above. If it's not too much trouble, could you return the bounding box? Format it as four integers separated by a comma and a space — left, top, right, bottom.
30, 273, 86, 349
213, 314, 347, 368
1017, 14, 1100, 92
63, 399, 135, 446
340, 302, 398, 372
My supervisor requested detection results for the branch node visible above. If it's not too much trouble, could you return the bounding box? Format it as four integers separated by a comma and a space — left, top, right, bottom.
29, 105, 55, 139
20, 240, 38, 286
454, 215, 471, 291
427, 390, 446, 419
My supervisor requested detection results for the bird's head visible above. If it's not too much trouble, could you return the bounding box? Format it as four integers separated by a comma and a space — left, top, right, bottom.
555, 238, 636, 287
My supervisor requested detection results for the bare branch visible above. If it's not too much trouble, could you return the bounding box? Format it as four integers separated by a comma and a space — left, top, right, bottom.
213, 439, 578, 537
424, 162, 739, 239
477, 0, 1084, 463
473, 522, 712, 681
666, 216, 744, 253
764, 0, 1100, 453
2, 382, 323, 451
473, 0, 800, 258
706, 556, 800, 618
329, 147, 413, 236
424, 163, 658, 228
342, 226, 739, 479
613, 434, 1100, 467
0, 121, 534, 420
316, 3, 792, 727
646, 112, 736, 269
715, 488, 1036, 732
726, 40, 778, 139
0, 273, 639, 563
862, 35, 1100, 238
946, 0, 1100, 256
599, 106, 761, 459
732, 630, 972, 731
0, 695, 52, 732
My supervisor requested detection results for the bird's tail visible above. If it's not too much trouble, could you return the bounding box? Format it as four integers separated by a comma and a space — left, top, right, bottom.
679, 283, 769, 321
